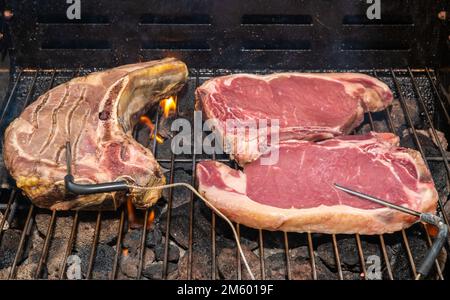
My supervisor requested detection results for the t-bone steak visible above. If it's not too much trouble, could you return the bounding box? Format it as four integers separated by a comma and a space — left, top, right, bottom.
196, 132, 437, 234
196, 73, 393, 165
4, 58, 188, 210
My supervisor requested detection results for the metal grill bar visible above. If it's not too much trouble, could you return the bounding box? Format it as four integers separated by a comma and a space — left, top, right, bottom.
162, 151, 176, 279
375, 69, 445, 279
137, 209, 149, 279
331, 234, 343, 280
390, 69, 448, 220
422, 223, 444, 280
211, 211, 217, 279
258, 229, 265, 280
161, 95, 180, 280
401, 229, 417, 277
34, 210, 57, 278
425, 68, 450, 125
186, 70, 200, 280
59, 211, 79, 279
8, 205, 34, 279
394, 69, 446, 278
355, 234, 367, 279
0, 190, 15, 241
210, 71, 219, 281
0, 68, 448, 281
379, 235, 394, 280
236, 224, 242, 280
407, 68, 450, 224
363, 104, 395, 280
110, 210, 125, 280
283, 232, 292, 280
0, 71, 23, 125
307, 232, 317, 280
86, 211, 102, 279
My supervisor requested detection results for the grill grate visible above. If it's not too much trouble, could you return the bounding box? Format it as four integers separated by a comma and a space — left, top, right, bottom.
0, 67, 449, 280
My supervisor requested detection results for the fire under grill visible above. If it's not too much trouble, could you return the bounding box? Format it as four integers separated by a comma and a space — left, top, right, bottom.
0, 67, 449, 280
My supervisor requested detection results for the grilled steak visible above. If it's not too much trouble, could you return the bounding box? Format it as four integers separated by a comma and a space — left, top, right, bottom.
196, 132, 437, 234
4, 58, 188, 210
196, 73, 393, 165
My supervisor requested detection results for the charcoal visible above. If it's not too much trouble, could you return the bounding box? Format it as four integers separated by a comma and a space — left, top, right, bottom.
44, 237, 67, 279
289, 246, 310, 259
177, 247, 212, 280
119, 255, 139, 278
160, 201, 234, 251
35, 213, 120, 249
358, 111, 390, 134
118, 247, 155, 279
0, 267, 8, 279
217, 247, 261, 280
0, 211, 9, 230
390, 98, 421, 135
263, 252, 334, 280
162, 169, 192, 209
264, 253, 290, 279
386, 231, 429, 280
78, 244, 115, 279
292, 255, 336, 280
0, 229, 21, 269
154, 239, 180, 262
359, 121, 387, 134
142, 261, 178, 279
145, 227, 163, 248
144, 249, 156, 267
122, 228, 142, 253
214, 222, 259, 250
0, 259, 38, 279
317, 236, 380, 272
342, 271, 363, 280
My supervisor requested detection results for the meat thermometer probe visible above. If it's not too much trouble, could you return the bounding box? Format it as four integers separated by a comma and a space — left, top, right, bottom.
64, 141, 129, 195
334, 183, 448, 280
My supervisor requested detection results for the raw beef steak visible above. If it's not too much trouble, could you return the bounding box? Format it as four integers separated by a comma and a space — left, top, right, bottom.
4, 58, 188, 210
196, 73, 393, 165
196, 132, 437, 234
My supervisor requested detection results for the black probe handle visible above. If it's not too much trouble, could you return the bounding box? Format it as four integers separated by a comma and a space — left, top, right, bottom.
64, 175, 129, 195
417, 214, 449, 278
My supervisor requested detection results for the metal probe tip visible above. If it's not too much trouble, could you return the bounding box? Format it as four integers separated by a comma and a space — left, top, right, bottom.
65, 141, 72, 176
333, 183, 421, 217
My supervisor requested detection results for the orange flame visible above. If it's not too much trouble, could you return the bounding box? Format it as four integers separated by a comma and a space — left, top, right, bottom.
160, 96, 177, 118
146, 210, 155, 229
424, 223, 438, 237
122, 248, 129, 257
126, 196, 156, 230
139, 115, 164, 144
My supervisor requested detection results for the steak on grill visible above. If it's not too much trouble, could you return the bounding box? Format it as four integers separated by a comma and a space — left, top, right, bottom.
4, 58, 188, 210
196, 132, 437, 234
196, 73, 393, 165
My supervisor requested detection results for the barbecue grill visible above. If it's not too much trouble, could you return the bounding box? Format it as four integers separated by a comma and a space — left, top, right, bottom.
0, 0, 449, 280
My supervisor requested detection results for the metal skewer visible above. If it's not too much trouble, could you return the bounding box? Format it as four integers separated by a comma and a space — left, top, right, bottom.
334, 183, 448, 280
334, 184, 421, 217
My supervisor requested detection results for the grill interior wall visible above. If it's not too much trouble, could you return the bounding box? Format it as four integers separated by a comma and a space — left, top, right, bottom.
0, 68, 449, 280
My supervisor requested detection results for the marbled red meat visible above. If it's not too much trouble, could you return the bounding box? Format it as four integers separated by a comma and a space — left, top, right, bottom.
3, 58, 188, 210
196, 132, 437, 234
196, 73, 393, 165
